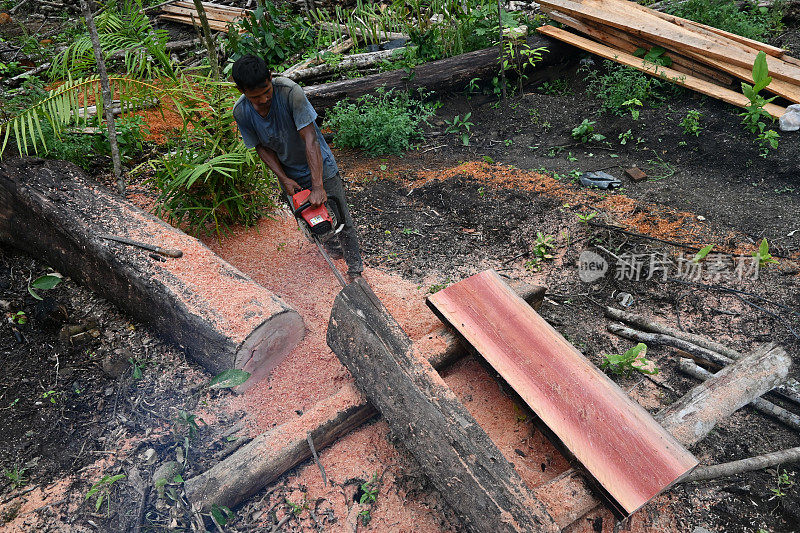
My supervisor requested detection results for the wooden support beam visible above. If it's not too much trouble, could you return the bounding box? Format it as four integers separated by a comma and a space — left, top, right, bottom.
327, 279, 559, 532
427, 270, 698, 516
185, 284, 546, 512
0, 158, 304, 391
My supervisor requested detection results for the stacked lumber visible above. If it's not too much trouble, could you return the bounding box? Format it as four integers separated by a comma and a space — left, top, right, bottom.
158, 1, 247, 33
537, 0, 798, 117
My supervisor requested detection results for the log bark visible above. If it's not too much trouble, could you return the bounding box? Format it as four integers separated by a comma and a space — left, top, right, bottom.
185, 283, 546, 512
678, 357, 800, 431
326, 279, 558, 532
608, 322, 800, 405
533, 342, 793, 529
656, 344, 791, 446
684, 446, 800, 482
0, 158, 304, 391
303, 35, 575, 111
283, 48, 402, 83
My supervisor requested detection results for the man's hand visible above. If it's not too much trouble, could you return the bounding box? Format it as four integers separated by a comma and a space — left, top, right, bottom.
308, 187, 328, 208
280, 177, 302, 195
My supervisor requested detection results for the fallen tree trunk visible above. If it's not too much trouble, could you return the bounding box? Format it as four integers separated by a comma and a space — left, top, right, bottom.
533, 342, 792, 528
326, 279, 559, 532
185, 283, 546, 512
284, 48, 402, 83
303, 35, 574, 110
0, 158, 304, 390
678, 357, 800, 431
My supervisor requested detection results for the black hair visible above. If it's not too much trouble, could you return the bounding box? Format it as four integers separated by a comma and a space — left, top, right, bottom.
231, 55, 272, 90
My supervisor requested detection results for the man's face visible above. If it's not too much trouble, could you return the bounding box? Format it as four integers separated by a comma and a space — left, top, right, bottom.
242, 79, 273, 117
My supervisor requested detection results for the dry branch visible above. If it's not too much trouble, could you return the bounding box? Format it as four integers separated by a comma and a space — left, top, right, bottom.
684, 446, 800, 482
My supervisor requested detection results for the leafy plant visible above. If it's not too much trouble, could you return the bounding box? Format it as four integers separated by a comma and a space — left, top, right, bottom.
571, 119, 605, 143
358, 473, 380, 525
325, 88, 437, 155
740, 51, 779, 156
583, 61, 670, 116
175, 410, 203, 439
28, 273, 63, 300
85, 473, 126, 515
9, 311, 27, 325
539, 78, 573, 96
680, 110, 703, 136
210, 504, 233, 527
103, 114, 149, 162
3, 465, 28, 489
622, 98, 643, 120
525, 232, 555, 271
444, 112, 474, 146
208, 369, 251, 389
224, 1, 313, 72
633, 46, 673, 67
577, 212, 597, 224
692, 244, 714, 263
753, 238, 778, 267
601, 343, 659, 376
428, 277, 452, 294
771, 469, 795, 498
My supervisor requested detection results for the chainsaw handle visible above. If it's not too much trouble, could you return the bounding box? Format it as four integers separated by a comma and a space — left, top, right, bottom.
292, 195, 345, 232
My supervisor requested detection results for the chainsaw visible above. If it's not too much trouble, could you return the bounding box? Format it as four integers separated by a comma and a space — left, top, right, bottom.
289, 189, 348, 287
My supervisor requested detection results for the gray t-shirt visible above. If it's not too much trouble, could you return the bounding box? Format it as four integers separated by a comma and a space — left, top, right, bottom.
233, 77, 338, 188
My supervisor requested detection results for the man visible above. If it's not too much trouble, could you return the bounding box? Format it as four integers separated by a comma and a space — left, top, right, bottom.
231, 54, 364, 283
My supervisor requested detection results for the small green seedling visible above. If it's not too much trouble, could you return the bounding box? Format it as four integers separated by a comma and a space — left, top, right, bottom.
28, 273, 63, 301
680, 110, 703, 136
601, 343, 659, 376
428, 278, 452, 294
42, 390, 60, 404
129, 358, 144, 380
444, 112, 474, 146
771, 469, 795, 498
577, 212, 597, 224
3, 465, 28, 489
9, 311, 27, 325
85, 473, 126, 515
175, 410, 203, 439
621, 98, 643, 120
210, 504, 233, 527
400, 228, 420, 235
692, 244, 714, 263
572, 119, 605, 143
358, 473, 380, 525
740, 52, 779, 156
753, 238, 778, 267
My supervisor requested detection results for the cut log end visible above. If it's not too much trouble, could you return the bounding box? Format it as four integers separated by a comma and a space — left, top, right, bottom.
235, 310, 305, 392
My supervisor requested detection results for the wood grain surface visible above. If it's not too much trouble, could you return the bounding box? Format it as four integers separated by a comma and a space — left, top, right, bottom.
427, 270, 698, 516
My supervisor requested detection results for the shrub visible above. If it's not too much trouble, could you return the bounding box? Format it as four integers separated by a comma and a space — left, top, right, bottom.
667, 0, 783, 41
325, 88, 438, 155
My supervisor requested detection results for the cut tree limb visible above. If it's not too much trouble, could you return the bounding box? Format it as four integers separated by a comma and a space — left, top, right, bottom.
0, 158, 304, 391
608, 322, 800, 405
283, 48, 402, 82
326, 278, 559, 532
533, 342, 793, 529
185, 283, 546, 512
678, 357, 800, 431
318, 21, 407, 42
684, 446, 800, 482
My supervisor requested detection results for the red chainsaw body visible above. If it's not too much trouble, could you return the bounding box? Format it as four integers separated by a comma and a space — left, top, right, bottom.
291, 189, 334, 235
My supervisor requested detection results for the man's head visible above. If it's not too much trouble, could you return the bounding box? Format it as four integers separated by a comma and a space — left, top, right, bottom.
232, 55, 273, 117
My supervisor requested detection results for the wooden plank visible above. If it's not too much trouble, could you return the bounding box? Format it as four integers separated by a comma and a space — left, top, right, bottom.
157, 13, 234, 32
545, 9, 734, 86
172, 0, 248, 17
536, 25, 787, 118
538, 0, 800, 84
615, 0, 786, 57
161, 5, 242, 23
328, 279, 559, 532
427, 270, 698, 516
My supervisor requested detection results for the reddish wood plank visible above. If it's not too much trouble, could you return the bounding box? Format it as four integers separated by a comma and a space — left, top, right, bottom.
427, 270, 698, 516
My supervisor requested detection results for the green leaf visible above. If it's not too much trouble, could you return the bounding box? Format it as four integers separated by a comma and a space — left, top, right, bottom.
752, 51, 769, 86
31, 274, 63, 290
692, 244, 714, 263
208, 369, 251, 389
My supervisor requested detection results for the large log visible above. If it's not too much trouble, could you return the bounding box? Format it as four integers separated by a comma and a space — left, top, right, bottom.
327, 279, 559, 532
186, 283, 546, 512
0, 158, 304, 390
427, 270, 698, 516
303, 35, 575, 111
533, 342, 792, 528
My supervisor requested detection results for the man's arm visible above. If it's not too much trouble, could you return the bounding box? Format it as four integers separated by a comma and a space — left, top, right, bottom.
298, 123, 327, 208
255, 144, 301, 195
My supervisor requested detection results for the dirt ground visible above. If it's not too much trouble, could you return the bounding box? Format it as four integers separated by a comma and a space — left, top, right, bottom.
2, 4, 800, 533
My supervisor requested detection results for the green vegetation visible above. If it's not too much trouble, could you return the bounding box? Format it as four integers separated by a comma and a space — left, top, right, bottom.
358, 473, 380, 526
524, 232, 555, 271
771, 469, 795, 498
444, 112, 474, 146
692, 244, 714, 263
753, 238, 779, 267
740, 52, 779, 157
680, 110, 703, 136
3, 465, 28, 489
583, 61, 671, 115
666, 0, 783, 41
85, 473, 126, 515
571, 119, 605, 143
601, 343, 659, 376
325, 88, 438, 155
